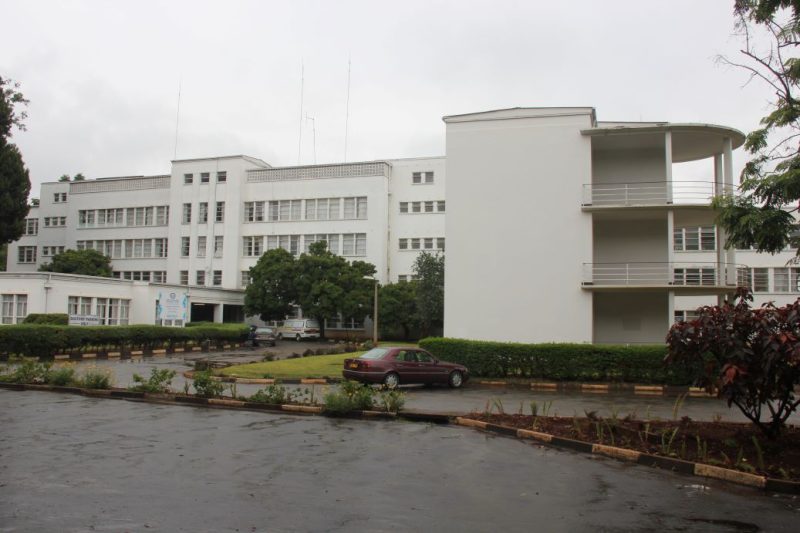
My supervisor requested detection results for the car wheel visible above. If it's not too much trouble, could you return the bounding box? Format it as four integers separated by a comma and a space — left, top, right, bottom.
295, 334, 301, 342
448, 370, 464, 389
383, 372, 400, 390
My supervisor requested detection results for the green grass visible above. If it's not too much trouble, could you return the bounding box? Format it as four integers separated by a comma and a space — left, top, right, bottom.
220, 352, 363, 379
219, 341, 419, 379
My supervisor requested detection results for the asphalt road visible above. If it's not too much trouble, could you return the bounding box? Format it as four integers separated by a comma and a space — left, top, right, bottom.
1, 390, 798, 532
62, 356, 797, 423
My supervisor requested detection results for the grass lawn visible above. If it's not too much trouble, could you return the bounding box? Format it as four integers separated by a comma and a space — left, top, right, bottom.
221, 352, 362, 379
220, 341, 419, 379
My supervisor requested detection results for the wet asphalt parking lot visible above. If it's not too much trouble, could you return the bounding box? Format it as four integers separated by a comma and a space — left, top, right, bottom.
1, 389, 799, 532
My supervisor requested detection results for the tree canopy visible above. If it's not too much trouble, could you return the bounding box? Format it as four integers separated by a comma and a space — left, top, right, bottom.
413, 251, 444, 337
379, 280, 420, 340
0, 76, 31, 244
244, 242, 376, 337
714, 1, 800, 253
39, 249, 113, 277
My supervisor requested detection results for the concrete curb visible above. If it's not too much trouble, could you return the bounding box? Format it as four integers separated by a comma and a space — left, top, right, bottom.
24, 343, 247, 362
453, 417, 796, 494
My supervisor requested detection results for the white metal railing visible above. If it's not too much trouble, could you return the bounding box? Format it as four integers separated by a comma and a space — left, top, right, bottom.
582, 180, 734, 207
582, 262, 742, 287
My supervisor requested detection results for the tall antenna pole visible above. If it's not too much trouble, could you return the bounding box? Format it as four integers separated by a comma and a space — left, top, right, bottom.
173, 76, 182, 160
344, 57, 351, 162
305, 115, 317, 164
297, 60, 304, 164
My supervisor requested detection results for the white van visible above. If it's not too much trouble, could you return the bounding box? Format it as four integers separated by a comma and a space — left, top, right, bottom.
277, 318, 321, 341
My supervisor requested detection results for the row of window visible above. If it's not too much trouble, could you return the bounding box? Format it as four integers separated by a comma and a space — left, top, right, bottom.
674, 226, 716, 252
78, 206, 170, 228
24, 218, 38, 235
67, 296, 130, 325
182, 202, 225, 224
42, 246, 65, 257
184, 171, 226, 184
737, 267, 800, 293
44, 216, 67, 227
17, 246, 36, 263
398, 237, 445, 251
53, 192, 67, 203
179, 270, 223, 287
412, 171, 435, 185
397, 275, 420, 282
242, 233, 367, 257
244, 197, 368, 223
77, 239, 169, 259
1, 294, 27, 324
180, 236, 224, 258
112, 271, 167, 282
399, 201, 445, 214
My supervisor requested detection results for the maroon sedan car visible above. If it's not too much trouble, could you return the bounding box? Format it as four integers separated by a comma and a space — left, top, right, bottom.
342, 347, 469, 389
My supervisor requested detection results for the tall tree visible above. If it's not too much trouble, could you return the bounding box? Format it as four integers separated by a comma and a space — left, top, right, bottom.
713, 1, 800, 252
244, 248, 297, 322
39, 249, 113, 277
379, 281, 420, 340
413, 251, 444, 337
58, 174, 71, 182
0, 76, 31, 244
73, 173, 86, 181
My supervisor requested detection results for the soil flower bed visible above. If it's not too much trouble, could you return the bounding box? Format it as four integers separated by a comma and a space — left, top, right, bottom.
471, 412, 800, 482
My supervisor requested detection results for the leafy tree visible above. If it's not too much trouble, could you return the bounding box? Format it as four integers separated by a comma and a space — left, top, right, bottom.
713, 1, 800, 252
413, 251, 444, 337
666, 288, 800, 439
73, 173, 86, 181
0, 76, 31, 244
379, 281, 420, 340
58, 174, 70, 182
30, 198, 39, 207
39, 249, 113, 277
244, 248, 297, 322
0, 243, 7, 271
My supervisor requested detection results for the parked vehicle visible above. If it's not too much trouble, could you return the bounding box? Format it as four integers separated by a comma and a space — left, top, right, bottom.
251, 327, 277, 347
277, 318, 321, 341
342, 347, 469, 389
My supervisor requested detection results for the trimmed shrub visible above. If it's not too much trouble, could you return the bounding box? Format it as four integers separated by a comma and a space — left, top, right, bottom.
76, 367, 113, 389
22, 313, 68, 325
418, 337, 696, 385
129, 368, 177, 393
192, 370, 225, 398
47, 365, 77, 386
0, 324, 248, 358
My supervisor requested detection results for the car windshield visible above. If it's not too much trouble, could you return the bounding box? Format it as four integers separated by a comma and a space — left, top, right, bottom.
256, 328, 273, 334
305, 320, 320, 328
359, 348, 390, 360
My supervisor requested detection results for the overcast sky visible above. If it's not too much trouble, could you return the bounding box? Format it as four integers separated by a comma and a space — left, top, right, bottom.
1, 0, 776, 196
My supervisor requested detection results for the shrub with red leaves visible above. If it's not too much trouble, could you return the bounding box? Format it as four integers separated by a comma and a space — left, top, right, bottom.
666, 288, 800, 439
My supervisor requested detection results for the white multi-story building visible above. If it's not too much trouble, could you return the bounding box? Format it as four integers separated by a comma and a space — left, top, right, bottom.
4, 154, 445, 327
5, 106, 799, 343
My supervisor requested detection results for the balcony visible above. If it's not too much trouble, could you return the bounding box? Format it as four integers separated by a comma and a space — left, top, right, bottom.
582, 181, 733, 209
582, 262, 741, 292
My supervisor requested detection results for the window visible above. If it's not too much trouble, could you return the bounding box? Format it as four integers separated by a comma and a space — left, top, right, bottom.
424, 237, 434, 250
243, 236, 263, 257
674, 268, 716, 286
67, 296, 93, 316
217, 171, 227, 183
437, 201, 445, 212
412, 172, 421, 184
184, 173, 193, 184
269, 200, 302, 221
44, 216, 66, 227
197, 236, 207, 258
78, 210, 95, 227
245, 201, 264, 222
214, 236, 223, 258
94, 298, 130, 325
674, 226, 716, 251
773, 267, 800, 292
181, 237, 190, 257
674, 310, 700, 323
357, 197, 367, 219
437, 237, 445, 251
241, 271, 251, 287
1, 294, 27, 324
343, 198, 355, 219
180, 271, 189, 286
411, 238, 421, 250
215, 202, 225, 222
155, 238, 168, 258
399, 202, 408, 213
199, 202, 208, 223
53, 192, 67, 203
196, 270, 206, 285
213, 270, 222, 286
342, 233, 366, 256
424, 201, 434, 213
156, 206, 169, 225
399, 238, 408, 250
342, 197, 367, 219
200, 172, 210, 183
182, 203, 192, 224
412, 202, 421, 213
18, 246, 36, 263
24, 218, 38, 235
412, 171, 434, 184
152, 271, 166, 283
42, 246, 65, 257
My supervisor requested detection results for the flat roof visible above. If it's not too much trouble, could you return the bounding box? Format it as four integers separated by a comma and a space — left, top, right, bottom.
443, 106, 596, 123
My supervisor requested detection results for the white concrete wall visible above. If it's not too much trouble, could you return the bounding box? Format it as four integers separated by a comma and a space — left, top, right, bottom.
443, 109, 594, 343
592, 147, 666, 185
593, 292, 668, 344
593, 216, 668, 263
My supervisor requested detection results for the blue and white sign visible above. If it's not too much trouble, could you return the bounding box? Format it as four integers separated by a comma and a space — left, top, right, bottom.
157, 291, 188, 322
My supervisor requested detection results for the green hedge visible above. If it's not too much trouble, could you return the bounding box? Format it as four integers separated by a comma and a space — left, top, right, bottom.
22, 313, 69, 325
418, 337, 697, 385
0, 324, 249, 358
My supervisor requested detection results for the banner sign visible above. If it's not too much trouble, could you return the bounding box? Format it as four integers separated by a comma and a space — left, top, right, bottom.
157, 291, 188, 322
69, 314, 101, 326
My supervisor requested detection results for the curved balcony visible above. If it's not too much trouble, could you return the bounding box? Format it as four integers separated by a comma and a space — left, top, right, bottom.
582, 262, 742, 292
581, 181, 733, 209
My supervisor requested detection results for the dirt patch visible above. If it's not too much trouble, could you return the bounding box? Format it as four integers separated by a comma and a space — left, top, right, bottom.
472, 412, 800, 482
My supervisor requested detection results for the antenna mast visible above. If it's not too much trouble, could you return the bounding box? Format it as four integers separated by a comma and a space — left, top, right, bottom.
297, 60, 304, 164
344, 57, 351, 162
173, 77, 182, 160
305, 115, 317, 164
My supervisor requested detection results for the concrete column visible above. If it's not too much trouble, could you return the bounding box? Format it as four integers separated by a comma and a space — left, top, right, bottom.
665, 131, 673, 203
714, 152, 727, 305
668, 290, 675, 331
722, 137, 737, 285
213, 303, 224, 323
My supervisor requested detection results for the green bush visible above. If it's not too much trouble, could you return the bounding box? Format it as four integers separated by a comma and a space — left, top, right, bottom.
4, 358, 52, 383
418, 338, 696, 385
324, 380, 376, 415
0, 324, 249, 358
76, 367, 113, 389
248, 382, 294, 405
22, 313, 68, 325
47, 365, 77, 386
129, 368, 177, 393
378, 389, 405, 413
192, 370, 225, 398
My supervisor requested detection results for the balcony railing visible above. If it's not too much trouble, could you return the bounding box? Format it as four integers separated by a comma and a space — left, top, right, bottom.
582, 181, 733, 208
582, 262, 742, 287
